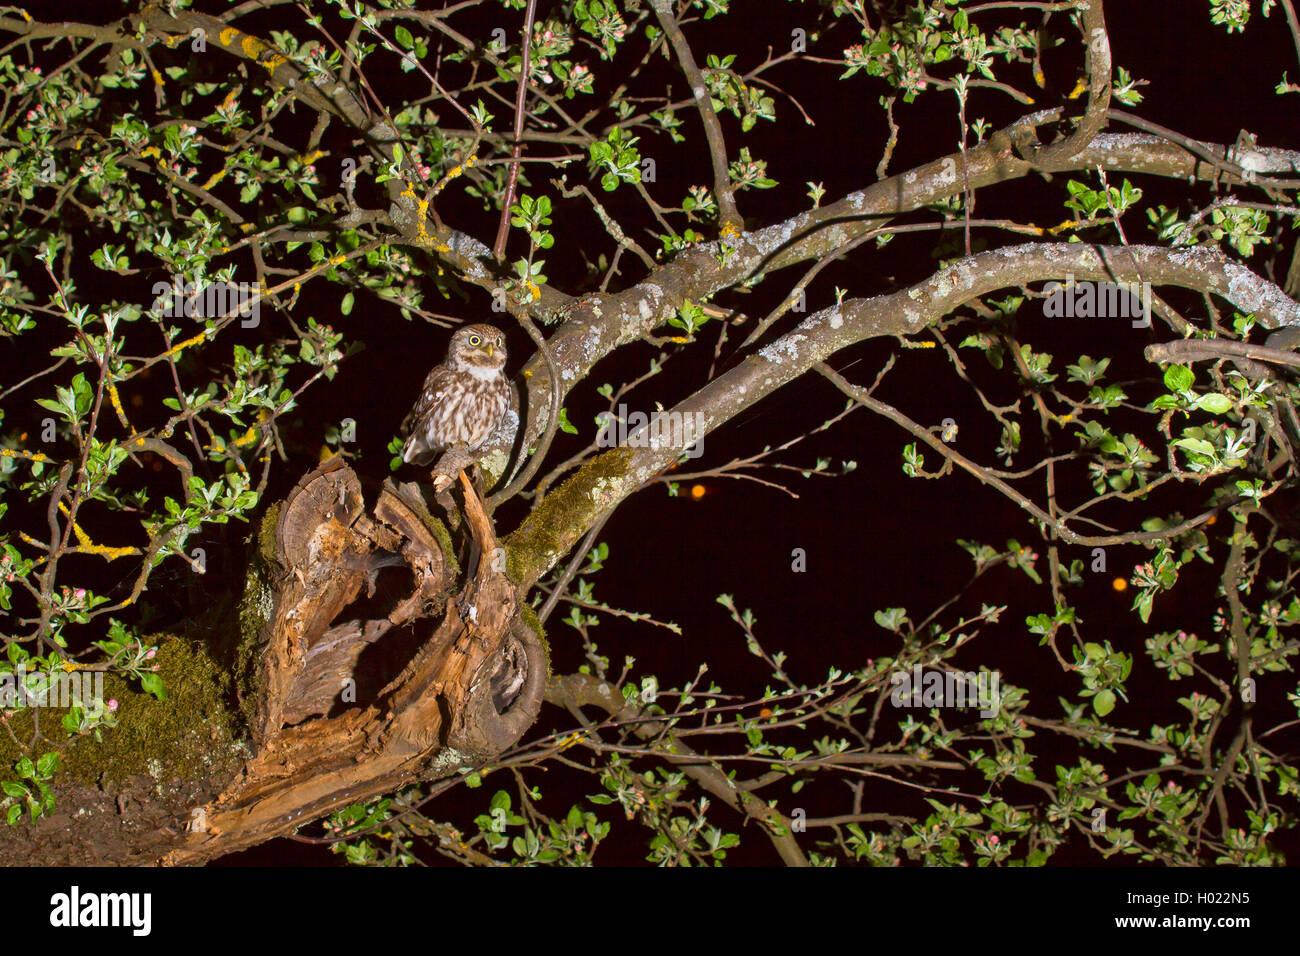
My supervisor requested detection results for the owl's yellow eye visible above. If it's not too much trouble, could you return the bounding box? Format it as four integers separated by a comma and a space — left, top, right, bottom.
497, 338, 505, 348
468, 334, 482, 347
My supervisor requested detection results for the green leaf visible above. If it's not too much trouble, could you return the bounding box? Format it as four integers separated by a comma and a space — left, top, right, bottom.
1173, 437, 1215, 458
138, 671, 167, 700
1163, 365, 1194, 392
1093, 689, 1116, 716
1193, 393, 1233, 414
873, 607, 908, 632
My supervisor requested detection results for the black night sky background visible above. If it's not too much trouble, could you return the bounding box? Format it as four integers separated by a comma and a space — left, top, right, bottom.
3, 0, 1298, 866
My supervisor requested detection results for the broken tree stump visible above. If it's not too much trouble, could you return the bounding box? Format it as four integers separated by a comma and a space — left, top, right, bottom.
160, 457, 546, 865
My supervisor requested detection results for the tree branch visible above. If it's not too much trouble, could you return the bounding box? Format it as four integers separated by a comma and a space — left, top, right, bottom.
648, 0, 743, 234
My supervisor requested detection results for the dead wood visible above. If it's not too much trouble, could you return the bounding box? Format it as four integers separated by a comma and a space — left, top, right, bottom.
152, 458, 547, 865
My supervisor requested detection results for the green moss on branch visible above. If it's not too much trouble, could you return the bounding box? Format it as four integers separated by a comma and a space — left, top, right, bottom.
503, 448, 632, 587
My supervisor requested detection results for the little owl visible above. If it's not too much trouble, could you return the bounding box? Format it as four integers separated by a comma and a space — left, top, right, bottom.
400, 323, 511, 467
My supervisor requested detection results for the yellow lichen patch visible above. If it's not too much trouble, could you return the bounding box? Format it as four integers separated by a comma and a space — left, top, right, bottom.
299, 150, 324, 165
218, 27, 240, 48
161, 330, 209, 359
415, 199, 431, 242
233, 426, 260, 448
260, 53, 288, 74
240, 35, 270, 59
431, 155, 477, 197
557, 731, 586, 752
106, 381, 134, 432
719, 220, 743, 240
202, 167, 229, 191
0, 448, 52, 463
1067, 77, 1088, 100
57, 503, 140, 562
152, 69, 164, 87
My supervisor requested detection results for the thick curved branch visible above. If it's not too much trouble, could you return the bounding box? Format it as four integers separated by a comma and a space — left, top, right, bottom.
1024, 0, 1110, 169
497, 125, 1300, 462
506, 243, 1300, 585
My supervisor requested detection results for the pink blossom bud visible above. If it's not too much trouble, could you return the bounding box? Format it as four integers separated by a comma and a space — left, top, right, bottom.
107, 699, 118, 711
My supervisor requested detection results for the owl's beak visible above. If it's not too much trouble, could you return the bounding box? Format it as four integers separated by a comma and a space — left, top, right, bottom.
486, 344, 494, 357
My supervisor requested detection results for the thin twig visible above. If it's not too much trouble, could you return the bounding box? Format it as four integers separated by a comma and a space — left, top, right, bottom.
493, 0, 538, 261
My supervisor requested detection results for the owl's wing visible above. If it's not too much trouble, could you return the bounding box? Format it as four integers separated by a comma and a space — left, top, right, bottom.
399, 365, 451, 438
400, 365, 455, 465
